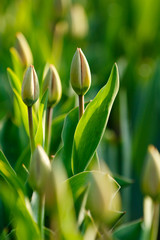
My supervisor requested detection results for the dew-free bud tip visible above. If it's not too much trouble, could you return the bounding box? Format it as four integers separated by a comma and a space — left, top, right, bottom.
141, 145, 160, 200
21, 65, 39, 107
70, 48, 91, 96
43, 64, 62, 107
29, 145, 51, 194
15, 32, 33, 66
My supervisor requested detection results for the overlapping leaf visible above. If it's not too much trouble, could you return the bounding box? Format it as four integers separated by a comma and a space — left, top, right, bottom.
72, 63, 119, 174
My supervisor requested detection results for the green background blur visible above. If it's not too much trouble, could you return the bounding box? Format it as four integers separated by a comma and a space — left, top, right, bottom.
0, 0, 160, 225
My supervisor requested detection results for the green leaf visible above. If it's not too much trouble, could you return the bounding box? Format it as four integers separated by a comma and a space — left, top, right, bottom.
72, 63, 119, 174
7, 68, 21, 94
50, 113, 66, 154
0, 182, 40, 240
113, 219, 142, 240
54, 106, 79, 177
35, 90, 48, 146
113, 174, 133, 188
13, 88, 29, 135
86, 152, 100, 171
52, 162, 82, 240
13, 88, 38, 136
67, 170, 122, 228
10, 47, 23, 81
14, 145, 30, 182
0, 150, 24, 192
67, 170, 119, 201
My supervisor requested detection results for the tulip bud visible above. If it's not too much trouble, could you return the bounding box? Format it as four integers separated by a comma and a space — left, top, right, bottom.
21, 65, 39, 107
15, 32, 33, 66
70, 48, 91, 96
86, 172, 121, 224
141, 145, 160, 200
29, 145, 51, 194
43, 64, 62, 107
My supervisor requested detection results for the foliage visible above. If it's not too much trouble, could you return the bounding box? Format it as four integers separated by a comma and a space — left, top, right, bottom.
0, 0, 160, 239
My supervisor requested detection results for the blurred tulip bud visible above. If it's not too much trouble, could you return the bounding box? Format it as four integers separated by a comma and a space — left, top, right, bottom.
86, 172, 121, 224
69, 4, 88, 38
54, 0, 71, 17
21, 65, 39, 107
70, 48, 91, 96
29, 145, 51, 194
15, 32, 33, 66
45, 169, 56, 210
43, 64, 62, 107
141, 145, 160, 200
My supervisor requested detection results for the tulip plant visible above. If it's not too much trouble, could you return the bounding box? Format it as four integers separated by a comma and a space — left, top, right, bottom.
0, 32, 159, 240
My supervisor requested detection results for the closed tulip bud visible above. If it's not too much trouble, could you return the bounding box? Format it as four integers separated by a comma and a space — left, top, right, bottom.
21, 65, 39, 106
70, 48, 91, 96
86, 172, 121, 224
15, 32, 33, 66
43, 64, 62, 107
29, 145, 51, 194
141, 145, 160, 200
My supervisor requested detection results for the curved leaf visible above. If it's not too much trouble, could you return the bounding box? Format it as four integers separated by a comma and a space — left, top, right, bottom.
72, 63, 119, 174
113, 219, 142, 240
7, 68, 21, 94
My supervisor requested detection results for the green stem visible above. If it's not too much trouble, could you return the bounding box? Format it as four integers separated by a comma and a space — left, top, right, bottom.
78, 95, 84, 119
38, 194, 45, 239
44, 107, 53, 155
150, 201, 159, 240
28, 106, 35, 154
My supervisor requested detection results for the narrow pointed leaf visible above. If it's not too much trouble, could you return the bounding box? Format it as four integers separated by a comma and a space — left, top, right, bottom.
0, 150, 24, 192
7, 68, 21, 94
72, 63, 119, 174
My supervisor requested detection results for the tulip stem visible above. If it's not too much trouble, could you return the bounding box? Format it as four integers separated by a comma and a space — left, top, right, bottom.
38, 194, 45, 239
150, 201, 159, 240
45, 107, 53, 155
79, 95, 84, 119
28, 106, 35, 154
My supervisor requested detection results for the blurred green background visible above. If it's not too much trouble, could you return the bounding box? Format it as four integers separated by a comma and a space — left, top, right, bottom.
0, 0, 160, 227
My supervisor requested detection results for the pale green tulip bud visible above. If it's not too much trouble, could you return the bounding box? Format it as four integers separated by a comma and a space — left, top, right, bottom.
141, 145, 160, 200
43, 64, 62, 107
15, 32, 33, 66
29, 145, 51, 194
86, 172, 121, 224
21, 65, 39, 107
70, 48, 91, 96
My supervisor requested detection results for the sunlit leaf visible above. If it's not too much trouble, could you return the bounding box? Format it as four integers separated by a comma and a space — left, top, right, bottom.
72, 63, 119, 174
7, 68, 21, 94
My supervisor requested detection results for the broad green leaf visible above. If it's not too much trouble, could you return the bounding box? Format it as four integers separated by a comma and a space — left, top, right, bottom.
53, 162, 82, 240
113, 219, 142, 240
72, 63, 119, 174
7, 68, 21, 94
86, 152, 100, 171
54, 106, 79, 177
